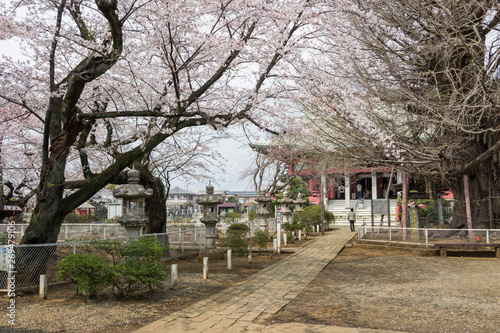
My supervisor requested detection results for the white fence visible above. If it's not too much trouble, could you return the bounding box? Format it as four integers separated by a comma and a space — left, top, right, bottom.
358, 225, 500, 246
0, 223, 127, 243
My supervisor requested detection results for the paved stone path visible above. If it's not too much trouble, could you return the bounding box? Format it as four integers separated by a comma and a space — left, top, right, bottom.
135, 227, 386, 333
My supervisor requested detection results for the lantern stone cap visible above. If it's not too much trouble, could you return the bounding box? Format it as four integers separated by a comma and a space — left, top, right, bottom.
118, 215, 148, 228
196, 181, 224, 205
294, 192, 306, 204
254, 191, 272, 204
113, 169, 153, 199
256, 208, 270, 216
278, 190, 293, 204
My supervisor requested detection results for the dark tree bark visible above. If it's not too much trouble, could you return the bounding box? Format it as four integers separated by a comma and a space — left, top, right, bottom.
140, 164, 167, 234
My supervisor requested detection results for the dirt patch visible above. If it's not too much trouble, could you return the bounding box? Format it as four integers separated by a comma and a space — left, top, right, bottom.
0, 235, 313, 333
265, 245, 500, 332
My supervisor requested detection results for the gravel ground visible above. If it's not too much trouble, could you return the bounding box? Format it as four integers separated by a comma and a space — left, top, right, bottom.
0, 250, 293, 333
2, 238, 499, 333
0, 273, 242, 333
267, 245, 500, 333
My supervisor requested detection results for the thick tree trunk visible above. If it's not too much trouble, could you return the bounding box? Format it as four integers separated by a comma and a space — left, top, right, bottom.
450, 165, 499, 229
140, 165, 167, 234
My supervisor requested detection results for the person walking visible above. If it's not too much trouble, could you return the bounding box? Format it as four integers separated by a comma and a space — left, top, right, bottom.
348, 208, 356, 232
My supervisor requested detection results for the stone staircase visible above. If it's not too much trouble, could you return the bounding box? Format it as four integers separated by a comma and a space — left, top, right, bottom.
327, 199, 399, 227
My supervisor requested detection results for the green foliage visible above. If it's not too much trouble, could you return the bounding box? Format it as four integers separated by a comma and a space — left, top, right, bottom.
286, 176, 312, 199
221, 223, 250, 257
282, 220, 305, 241
253, 230, 270, 254
227, 223, 250, 234
63, 213, 81, 224
294, 205, 335, 229
80, 214, 100, 222
271, 176, 312, 212
57, 254, 112, 298
248, 210, 258, 221
415, 199, 452, 223
221, 211, 242, 223
57, 237, 168, 299
100, 237, 167, 298
0, 232, 8, 245
226, 195, 238, 203
63, 213, 100, 223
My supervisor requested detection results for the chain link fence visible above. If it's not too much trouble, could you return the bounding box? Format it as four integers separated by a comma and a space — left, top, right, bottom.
358, 225, 500, 246
0, 226, 208, 292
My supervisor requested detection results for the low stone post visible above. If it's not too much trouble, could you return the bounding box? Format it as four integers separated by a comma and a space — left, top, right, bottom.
227, 250, 232, 270
283, 233, 287, 247
203, 257, 209, 279
298, 230, 302, 241
248, 245, 252, 264
39, 275, 47, 299
171, 264, 178, 288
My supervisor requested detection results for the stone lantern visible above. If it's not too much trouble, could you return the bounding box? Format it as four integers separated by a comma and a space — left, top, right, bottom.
113, 169, 153, 242
293, 192, 306, 215
196, 182, 224, 249
278, 190, 293, 224
254, 191, 272, 231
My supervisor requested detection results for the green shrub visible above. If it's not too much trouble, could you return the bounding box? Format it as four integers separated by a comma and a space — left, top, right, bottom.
253, 230, 270, 254
282, 220, 305, 241
222, 211, 242, 224
0, 232, 8, 245
57, 237, 168, 299
227, 223, 250, 234
57, 253, 112, 298
106, 237, 168, 298
79, 214, 100, 222
294, 206, 335, 230
221, 223, 250, 257
248, 210, 258, 221
63, 213, 81, 224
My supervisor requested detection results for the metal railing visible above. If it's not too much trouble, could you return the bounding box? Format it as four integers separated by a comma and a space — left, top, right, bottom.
358, 224, 500, 246
0, 223, 127, 243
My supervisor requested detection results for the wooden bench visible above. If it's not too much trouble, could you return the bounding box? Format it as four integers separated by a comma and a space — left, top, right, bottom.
434, 243, 500, 258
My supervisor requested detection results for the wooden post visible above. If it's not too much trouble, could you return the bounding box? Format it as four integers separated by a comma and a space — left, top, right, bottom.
402, 172, 408, 241
321, 171, 326, 235
463, 175, 474, 243
380, 167, 394, 228
488, 173, 493, 230
171, 264, 178, 288
203, 257, 209, 279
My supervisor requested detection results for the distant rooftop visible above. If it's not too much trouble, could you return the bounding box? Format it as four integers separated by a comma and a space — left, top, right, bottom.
225, 191, 257, 197
169, 186, 197, 195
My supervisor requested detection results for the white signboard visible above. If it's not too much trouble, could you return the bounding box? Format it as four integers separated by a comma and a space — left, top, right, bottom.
372, 199, 389, 215
3, 206, 22, 212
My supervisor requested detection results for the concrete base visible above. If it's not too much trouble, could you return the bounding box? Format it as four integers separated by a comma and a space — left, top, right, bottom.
198, 248, 225, 260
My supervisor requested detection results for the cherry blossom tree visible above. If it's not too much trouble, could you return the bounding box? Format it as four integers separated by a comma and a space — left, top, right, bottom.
284, 0, 500, 228
0, 0, 337, 244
